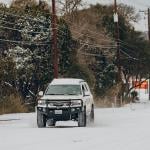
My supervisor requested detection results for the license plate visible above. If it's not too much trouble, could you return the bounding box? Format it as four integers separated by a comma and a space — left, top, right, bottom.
55, 110, 62, 114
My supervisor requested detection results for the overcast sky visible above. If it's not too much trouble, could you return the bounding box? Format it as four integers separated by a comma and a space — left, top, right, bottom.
0, 0, 150, 31
85, 0, 150, 32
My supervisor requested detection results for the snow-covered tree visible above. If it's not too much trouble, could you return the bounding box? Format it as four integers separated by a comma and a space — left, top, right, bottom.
93, 54, 117, 96
9, 46, 33, 71
0, 2, 73, 100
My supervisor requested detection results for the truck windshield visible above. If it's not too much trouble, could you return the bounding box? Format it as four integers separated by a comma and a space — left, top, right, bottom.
45, 85, 81, 95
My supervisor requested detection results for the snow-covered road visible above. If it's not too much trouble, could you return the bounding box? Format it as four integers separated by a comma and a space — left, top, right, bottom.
1, 103, 150, 150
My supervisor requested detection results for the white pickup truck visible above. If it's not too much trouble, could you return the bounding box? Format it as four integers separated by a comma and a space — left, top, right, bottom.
37, 78, 94, 127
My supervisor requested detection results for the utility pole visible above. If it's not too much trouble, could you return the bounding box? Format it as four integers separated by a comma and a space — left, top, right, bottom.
51, 0, 58, 78
148, 8, 150, 40
114, 0, 121, 82
139, 9, 150, 100
148, 8, 150, 100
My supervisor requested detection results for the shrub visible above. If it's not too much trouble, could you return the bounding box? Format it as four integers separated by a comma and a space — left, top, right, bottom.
0, 94, 27, 115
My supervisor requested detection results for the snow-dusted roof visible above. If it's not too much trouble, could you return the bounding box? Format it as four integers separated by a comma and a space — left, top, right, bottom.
50, 78, 85, 85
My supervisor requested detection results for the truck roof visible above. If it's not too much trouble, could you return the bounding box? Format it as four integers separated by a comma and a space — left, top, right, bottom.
50, 78, 85, 85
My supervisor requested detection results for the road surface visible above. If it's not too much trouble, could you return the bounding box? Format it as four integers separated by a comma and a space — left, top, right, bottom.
0, 103, 150, 150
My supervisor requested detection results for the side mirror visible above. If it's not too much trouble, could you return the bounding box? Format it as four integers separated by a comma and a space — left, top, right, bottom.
38, 91, 44, 96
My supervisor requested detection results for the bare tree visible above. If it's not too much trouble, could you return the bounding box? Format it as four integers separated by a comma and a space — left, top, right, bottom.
57, 0, 83, 15
11, 0, 38, 8
11, 0, 50, 11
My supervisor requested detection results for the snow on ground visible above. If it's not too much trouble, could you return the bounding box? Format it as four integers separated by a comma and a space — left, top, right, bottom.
1, 103, 150, 150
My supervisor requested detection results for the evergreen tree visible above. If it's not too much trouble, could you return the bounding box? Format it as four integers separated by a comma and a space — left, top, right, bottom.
0, 2, 73, 101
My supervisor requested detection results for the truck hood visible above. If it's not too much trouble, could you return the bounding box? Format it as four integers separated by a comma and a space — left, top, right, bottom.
40, 95, 83, 100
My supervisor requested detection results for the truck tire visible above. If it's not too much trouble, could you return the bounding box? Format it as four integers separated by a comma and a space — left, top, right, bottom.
90, 105, 94, 123
78, 106, 86, 127
37, 110, 46, 128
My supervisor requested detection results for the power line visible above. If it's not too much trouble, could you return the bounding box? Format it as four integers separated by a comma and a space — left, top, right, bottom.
0, 15, 141, 56
0, 25, 50, 34
118, 39, 140, 51
120, 49, 139, 60
0, 9, 115, 45
75, 39, 139, 61
0, 38, 50, 46
0, 17, 72, 36
0, 17, 50, 31
63, 17, 111, 38
119, 44, 137, 55
118, 25, 128, 33
71, 26, 110, 38
75, 39, 117, 49
71, 30, 114, 43
0, 18, 67, 33
0, 4, 143, 57
0, 10, 49, 25
81, 52, 107, 57
0, 16, 68, 34
0, 21, 116, 49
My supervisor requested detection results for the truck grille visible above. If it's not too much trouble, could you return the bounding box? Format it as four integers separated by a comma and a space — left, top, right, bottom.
46, 100, 71, 107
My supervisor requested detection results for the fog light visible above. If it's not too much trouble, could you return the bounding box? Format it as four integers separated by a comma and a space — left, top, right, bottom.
39, 107, 42, 110
43, 108, 46, 112
71, 108, 75, 112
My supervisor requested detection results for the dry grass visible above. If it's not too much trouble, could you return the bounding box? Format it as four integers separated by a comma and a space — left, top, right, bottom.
94, 83, 130, 108
95, 95, 133, 108
95, 96, 116, 108
0, 94, 28, 115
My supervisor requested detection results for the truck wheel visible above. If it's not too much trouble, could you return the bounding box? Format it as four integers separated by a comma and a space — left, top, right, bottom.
37, 110, 46, 128
78, 106, 86, 127
90, 105, 94, 123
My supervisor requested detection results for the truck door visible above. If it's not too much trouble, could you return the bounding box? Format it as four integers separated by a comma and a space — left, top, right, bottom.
81, 83, 91, 115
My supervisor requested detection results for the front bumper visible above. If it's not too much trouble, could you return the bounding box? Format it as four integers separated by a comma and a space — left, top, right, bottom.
37, 106, 82, 121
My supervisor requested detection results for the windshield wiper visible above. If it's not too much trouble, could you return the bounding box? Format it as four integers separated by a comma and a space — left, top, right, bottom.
65, 94, 77, 95
45, 94, 65, 95
45, 94, 57, 95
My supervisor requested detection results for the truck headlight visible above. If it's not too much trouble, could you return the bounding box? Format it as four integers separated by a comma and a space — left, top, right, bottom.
71, 100, 82, 107
38, 100, 46, 106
